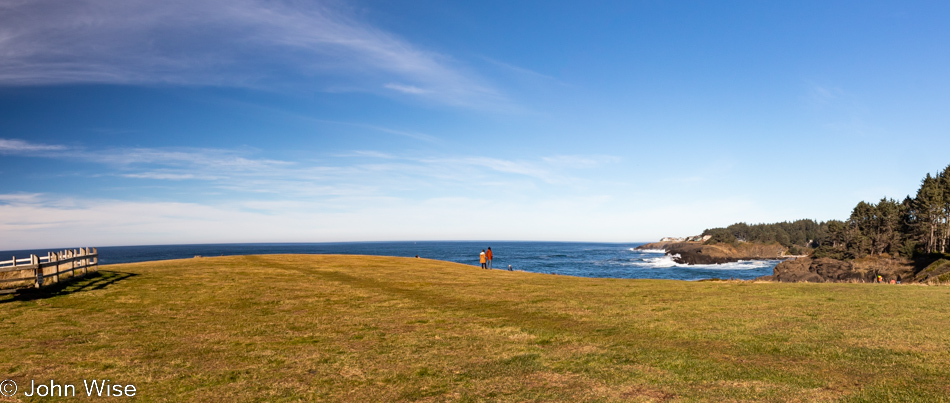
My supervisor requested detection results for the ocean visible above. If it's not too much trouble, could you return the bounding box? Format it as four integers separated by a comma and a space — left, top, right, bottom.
0, 241, 780, 281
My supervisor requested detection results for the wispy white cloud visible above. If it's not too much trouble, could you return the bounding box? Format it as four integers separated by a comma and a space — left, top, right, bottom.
438, 157, 565, 185
308, 119, 440, 143
0, 193, 44, 204
420, 155, 621, 185
193, 97, 442, 143
804, 82, 882, 138
0, 0, 507, 108
121, 172, 203, 181
4, 137, 619, 199
0, 139, 630, 244
0, 189, 788, 250
809, 85, 842, 105
384, 83, 431, 94
335, 150, 398, 159
541, 155, 621, 168
479, 56, 575, 88
96, 147, 293, 171
0, 138, 68, 154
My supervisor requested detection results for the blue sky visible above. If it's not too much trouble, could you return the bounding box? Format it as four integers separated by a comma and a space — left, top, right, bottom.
2, 0, 950, 249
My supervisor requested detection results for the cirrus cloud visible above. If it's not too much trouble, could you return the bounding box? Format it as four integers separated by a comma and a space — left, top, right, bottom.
0, 0, 507, 108
0, 138, 68, 154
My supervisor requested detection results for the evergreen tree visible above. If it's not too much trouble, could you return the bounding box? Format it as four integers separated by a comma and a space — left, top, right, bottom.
914, 174, 943, 253
848, 201, 874, 257
898, 196, 916, 257
825, 220, 847, 249
873, 198, 902, 256
939, 164, 950, 253
702, 164, 950, 260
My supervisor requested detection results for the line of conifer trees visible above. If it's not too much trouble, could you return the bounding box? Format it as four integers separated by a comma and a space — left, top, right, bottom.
702, 164, 950, 260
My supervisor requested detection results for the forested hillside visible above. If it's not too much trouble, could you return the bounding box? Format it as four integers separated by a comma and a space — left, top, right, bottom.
703, 164, 950, 260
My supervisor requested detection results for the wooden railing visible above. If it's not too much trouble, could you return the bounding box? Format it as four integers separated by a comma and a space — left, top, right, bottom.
0, 248, 98, 293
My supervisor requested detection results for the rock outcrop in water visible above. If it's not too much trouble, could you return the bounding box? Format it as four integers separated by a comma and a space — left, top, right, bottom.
636, 241, 787, 265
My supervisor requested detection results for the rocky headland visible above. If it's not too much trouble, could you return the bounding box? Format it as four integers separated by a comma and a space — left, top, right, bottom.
636, 240, 788, 265
638, 238, 950, 283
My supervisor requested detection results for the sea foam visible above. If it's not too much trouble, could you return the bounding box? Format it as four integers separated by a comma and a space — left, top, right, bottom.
637, 253, 777, 270
631, 248, 666, 254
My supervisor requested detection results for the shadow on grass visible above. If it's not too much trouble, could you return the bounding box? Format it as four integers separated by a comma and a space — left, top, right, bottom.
0, 270, 138, 304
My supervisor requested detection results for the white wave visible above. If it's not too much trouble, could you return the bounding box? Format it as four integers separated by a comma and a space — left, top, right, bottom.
630, 248, 667, 254
638, 254, 686, 268
636, 254, 778, 270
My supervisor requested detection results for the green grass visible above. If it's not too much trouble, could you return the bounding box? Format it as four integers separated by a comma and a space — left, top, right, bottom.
2, 254, 950, 402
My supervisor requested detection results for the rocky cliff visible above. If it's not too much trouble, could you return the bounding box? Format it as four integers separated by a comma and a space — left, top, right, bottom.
636, 240, 684, 252
636, 241, 787, 265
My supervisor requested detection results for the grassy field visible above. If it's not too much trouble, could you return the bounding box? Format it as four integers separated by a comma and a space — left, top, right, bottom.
2, 255, 950, 402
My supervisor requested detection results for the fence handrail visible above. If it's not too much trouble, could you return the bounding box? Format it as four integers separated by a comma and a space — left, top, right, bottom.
0, 247, 99, 291
0, 257, 45, 266
0, 260, 93, 272
0, 249, 95, 266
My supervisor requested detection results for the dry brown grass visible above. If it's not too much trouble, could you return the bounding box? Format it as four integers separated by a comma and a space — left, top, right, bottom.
2, 254, 949, 402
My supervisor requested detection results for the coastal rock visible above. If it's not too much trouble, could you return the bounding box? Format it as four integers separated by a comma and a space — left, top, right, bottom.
768, 257, 906, 283
667, 243, 737, 265
636, 241, 681, 251
771, 258, 861, 282
771, 257, 820, 282
638, 241, 787, 265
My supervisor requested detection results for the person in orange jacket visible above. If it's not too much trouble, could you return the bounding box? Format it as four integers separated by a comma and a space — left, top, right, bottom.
486, 247, 493, 269
479, 249, 487, 269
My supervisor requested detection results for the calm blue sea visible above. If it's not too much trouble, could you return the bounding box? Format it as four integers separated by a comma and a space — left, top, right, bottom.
0, 241, 780, 281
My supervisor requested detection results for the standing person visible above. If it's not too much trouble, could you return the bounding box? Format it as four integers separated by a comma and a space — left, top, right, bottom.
486, 247, 493, 269
479, 249, 487, 269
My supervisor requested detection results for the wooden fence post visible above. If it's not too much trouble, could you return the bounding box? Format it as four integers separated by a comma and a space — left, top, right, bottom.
32, 254, 42, 288
56, 251, 62, 285
57, 251, 64, 284
93, 247, 98, 273
56, 250, 73, 283
53, 250, 60, 284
